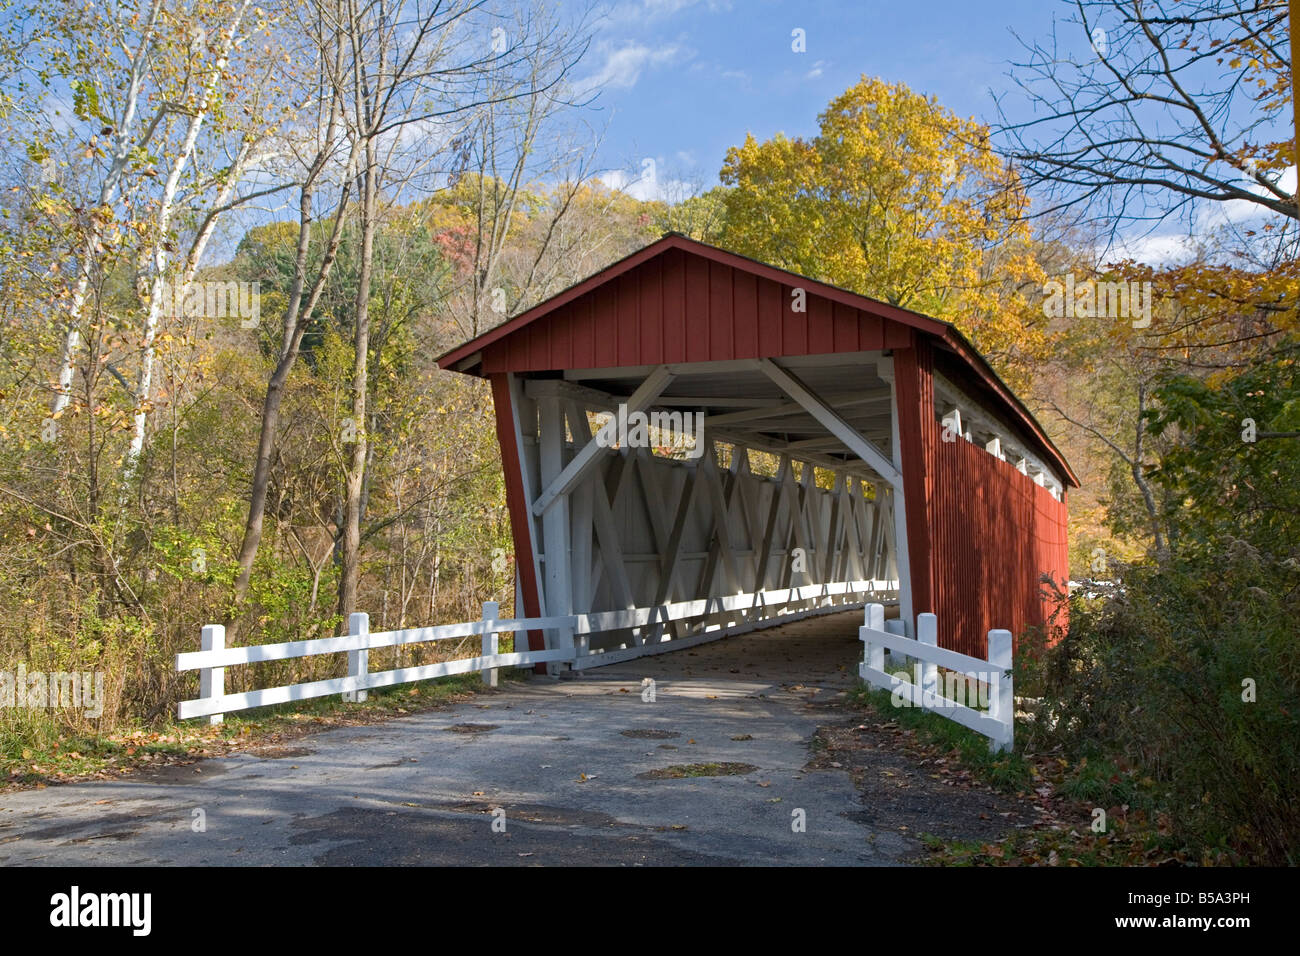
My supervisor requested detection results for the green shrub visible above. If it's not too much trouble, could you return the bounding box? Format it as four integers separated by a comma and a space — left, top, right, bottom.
1018, 549, 1300, 864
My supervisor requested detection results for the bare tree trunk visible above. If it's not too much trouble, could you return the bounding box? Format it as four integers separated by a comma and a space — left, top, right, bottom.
319, 0, 593, 623
1132, 383, 1169, 564
430, 513, 442, 620
232, 73, 356, 604
337, 140, 377, 623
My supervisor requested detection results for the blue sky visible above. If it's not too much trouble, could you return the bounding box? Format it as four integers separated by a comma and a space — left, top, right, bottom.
575, 0, 1295, 264
580, 0, 1068, 198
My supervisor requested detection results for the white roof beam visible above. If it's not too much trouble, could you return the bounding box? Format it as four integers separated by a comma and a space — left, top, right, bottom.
757, 359, 902, 489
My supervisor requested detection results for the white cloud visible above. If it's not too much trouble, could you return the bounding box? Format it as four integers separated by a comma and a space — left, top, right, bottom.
1203, 165, 1297, 228
805, 59, 827, 80
607, 0, 732, 23
600, 166, 691, 202
1102, 233, 1200, 267
577, 42, 684, 95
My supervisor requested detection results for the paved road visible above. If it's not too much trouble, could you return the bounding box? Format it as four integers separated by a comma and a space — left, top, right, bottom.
0, 611, 922, 866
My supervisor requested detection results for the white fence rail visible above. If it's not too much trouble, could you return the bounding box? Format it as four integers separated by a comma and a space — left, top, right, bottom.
858, 603, 1014, 752
177, 602, 572, 723
179, 580, 893, 722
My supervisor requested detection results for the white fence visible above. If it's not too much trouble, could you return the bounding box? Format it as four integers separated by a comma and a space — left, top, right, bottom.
858, 603, 1014, 752
177, 602, 572, 723
178, 579, 890, 722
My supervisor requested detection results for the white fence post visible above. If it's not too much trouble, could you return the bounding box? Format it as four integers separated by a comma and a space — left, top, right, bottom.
344, 612, 369, 703
200, 625, 225, 725
883, 617, 906, 666
864, 603, 885, 674
481, 602, 500, 687
917, 612, 938, 708
986, 628, 1014, 753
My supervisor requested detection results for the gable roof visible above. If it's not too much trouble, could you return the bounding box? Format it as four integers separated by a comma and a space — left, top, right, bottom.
436, 233, 1077, 487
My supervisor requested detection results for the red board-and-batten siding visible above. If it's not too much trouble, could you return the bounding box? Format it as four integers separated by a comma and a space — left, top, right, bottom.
897, 339, 1069, 657
450, 236, 1073, 656
477, 247, 912, 373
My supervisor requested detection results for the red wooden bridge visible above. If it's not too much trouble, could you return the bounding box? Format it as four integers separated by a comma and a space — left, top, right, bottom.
437, 233, 1074, 664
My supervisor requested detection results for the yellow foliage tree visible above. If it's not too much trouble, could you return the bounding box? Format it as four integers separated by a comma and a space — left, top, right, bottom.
719, 76, 1047, 386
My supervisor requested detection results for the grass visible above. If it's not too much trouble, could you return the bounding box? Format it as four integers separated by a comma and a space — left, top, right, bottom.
1056, 755, 1152, 808
1, 667, 525, 789
919, 816, 1196, 867
845, 678, 1199, 865
845, 682, 1032, 794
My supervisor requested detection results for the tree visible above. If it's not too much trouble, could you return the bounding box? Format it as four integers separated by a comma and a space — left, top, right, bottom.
324, 0, 593, 623
1001, 0, 1297, 559
1036, 296, 1180, 563
719, 76, 1048, 382
1146, 341, 1299, 557
232, 0, 363, 605
124, 0, 270, 469
650, 185, 729, 243
30, 0, 279, 436
996, 0, 1295, 240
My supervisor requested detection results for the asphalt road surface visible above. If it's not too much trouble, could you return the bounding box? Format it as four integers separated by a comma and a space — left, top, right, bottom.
0, 612, 929, 866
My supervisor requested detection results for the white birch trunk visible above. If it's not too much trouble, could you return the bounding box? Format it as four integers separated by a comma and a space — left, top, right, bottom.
52, 0, 165, 416
126, 0, 253, 466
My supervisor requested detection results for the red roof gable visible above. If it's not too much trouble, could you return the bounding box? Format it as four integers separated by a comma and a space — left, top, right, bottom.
436, 233, 1077, 487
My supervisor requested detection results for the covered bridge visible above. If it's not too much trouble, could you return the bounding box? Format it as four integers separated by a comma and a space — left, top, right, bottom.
436, 234, 1075, 668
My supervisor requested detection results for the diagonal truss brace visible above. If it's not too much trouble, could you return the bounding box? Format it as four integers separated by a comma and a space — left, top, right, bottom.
531, 365, 675, 515
757, 358, 901, 488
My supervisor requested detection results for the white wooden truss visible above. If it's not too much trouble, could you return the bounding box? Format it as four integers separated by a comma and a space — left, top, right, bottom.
508, 359, 904, 667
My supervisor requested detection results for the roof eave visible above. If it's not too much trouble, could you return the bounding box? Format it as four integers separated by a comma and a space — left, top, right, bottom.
432, 232, 1078, 488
